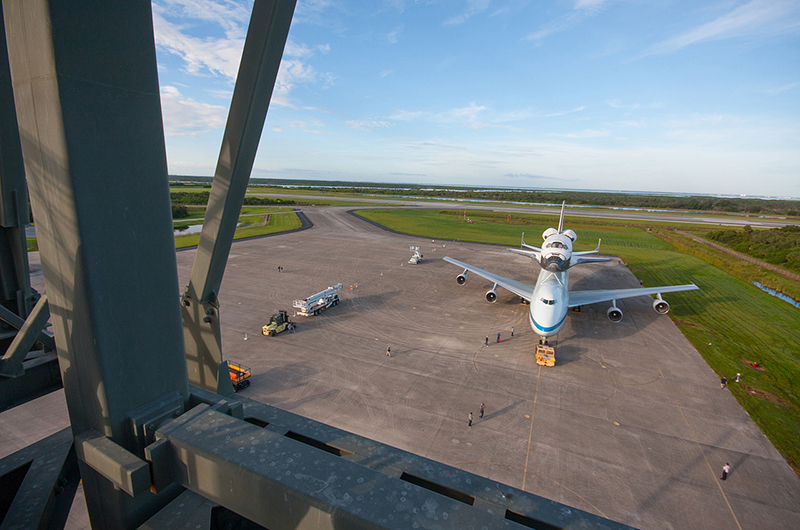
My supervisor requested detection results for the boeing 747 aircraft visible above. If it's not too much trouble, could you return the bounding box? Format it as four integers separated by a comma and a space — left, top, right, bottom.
443, 202, 698, 346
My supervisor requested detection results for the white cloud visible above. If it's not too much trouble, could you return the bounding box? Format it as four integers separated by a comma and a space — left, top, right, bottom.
552, 129, 612, 139
435, 102, 487, 122
153, 1, 331, 108
544, 106, 586, 117
388, 110, 427, 120
153, 11, 245, 79
444, 0, 491, 26
575, 0, 608, 10
524, 0, 609, 42
347, 119, 394, 130
607, 100, 663, 110
642, 0, 800, 56
765, 81, 800, 95
387, 25, 404, 44
154, 0, 250, 37
159, 86, 227, 137
380, 69, 394, 78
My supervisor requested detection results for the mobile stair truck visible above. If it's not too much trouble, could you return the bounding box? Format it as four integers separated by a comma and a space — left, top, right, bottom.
293, 283, 342, 316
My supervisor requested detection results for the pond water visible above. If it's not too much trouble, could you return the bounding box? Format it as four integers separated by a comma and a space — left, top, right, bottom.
174, 221, 246, 237
174, 224, 204, 236
753, 281, 800, 309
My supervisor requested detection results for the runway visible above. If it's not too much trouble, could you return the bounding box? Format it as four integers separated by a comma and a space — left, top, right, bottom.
248, 193, 800, 229
4, 205, 799, 529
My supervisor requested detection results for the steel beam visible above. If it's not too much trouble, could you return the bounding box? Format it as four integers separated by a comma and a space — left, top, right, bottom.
0, 0, 34, 325
182, 0, 296, 394
152, 404, 526, 530
0, 302, 55, 353
139, 391, 635, 530
0, 427, 79, 530
3, 1, 189, 527
0, 293, 49, 377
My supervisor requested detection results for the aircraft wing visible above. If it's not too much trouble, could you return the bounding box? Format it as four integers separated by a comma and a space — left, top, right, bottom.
443, 256, 535, 302
568, 284, 699, 308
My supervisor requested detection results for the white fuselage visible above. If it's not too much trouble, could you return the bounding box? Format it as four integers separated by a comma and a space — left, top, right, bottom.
529, 268, 570, 340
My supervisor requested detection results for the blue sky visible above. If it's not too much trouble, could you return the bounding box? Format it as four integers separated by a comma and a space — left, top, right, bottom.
152, 0, 800, 197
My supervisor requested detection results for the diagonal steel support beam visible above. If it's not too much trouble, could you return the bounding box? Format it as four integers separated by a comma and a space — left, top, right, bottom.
0, 302, 55, 352
0, 293, 49, 377
0, 428, 79, 530
182, 0, 296, 395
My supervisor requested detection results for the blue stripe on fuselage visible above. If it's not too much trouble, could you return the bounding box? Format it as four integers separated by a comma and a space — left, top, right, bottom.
529, 310, 567, 333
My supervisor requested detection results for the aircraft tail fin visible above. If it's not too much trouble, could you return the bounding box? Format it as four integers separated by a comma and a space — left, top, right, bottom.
557, 200, 566, 233
520, 232, 541, 251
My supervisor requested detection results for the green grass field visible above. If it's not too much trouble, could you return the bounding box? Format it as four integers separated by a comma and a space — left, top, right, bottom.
356, 208, 800, 474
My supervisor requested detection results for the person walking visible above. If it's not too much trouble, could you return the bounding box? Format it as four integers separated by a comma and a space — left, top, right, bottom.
497, 332, 501, 343
721, 463, 730, 480
386, 346, 391, 357
511, 327, 514, 337
480, 403, 485, 418
720, 376, 727, 389
485, 336, 489, 347
468, 412, 473, 427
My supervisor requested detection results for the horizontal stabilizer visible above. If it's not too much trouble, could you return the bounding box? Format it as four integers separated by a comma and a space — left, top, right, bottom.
573, 256, 613, 265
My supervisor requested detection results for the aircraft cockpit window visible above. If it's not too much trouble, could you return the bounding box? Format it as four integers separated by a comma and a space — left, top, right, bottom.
540, 298, 556, 305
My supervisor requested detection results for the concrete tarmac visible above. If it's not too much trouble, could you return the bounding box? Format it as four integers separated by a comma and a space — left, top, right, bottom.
4, 205, 799, 529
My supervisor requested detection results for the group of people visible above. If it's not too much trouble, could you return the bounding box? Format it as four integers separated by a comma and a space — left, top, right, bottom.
484, 328, 514, 347
468, 403, 486, 426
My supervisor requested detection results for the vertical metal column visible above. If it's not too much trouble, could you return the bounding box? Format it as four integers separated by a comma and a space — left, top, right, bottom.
3, 1, 188, 528
0, 1, 32, 322
182, 0, 296, 394
0, 0, 61, 411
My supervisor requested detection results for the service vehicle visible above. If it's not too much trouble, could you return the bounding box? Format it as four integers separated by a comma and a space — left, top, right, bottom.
293, 283, 342, 316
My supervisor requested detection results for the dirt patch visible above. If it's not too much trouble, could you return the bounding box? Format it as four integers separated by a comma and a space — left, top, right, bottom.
741, 359, 767, 372
674, 320, 701, 328
738, 385, 788, 406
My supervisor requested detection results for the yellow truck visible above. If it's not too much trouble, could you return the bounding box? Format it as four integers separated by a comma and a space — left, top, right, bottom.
262, 309, 292, 336
535, 344, 556, 367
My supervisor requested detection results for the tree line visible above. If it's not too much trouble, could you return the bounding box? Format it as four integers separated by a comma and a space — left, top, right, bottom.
706, 225, 800, 274
170, 192, 295, 219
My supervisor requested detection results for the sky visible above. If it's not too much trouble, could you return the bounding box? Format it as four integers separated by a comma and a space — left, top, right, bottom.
152, 0, 800, 197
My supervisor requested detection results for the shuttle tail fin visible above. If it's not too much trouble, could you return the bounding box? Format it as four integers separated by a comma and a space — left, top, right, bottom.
557, 201, 566, 233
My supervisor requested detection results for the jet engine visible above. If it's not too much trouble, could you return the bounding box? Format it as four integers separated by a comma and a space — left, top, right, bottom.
456, 271, 468, 285
542, 228, 558, 240
563, 229, 577, 241
485, 289, 498, 303
652, 295, 670, 314
607, 302, 623, 322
